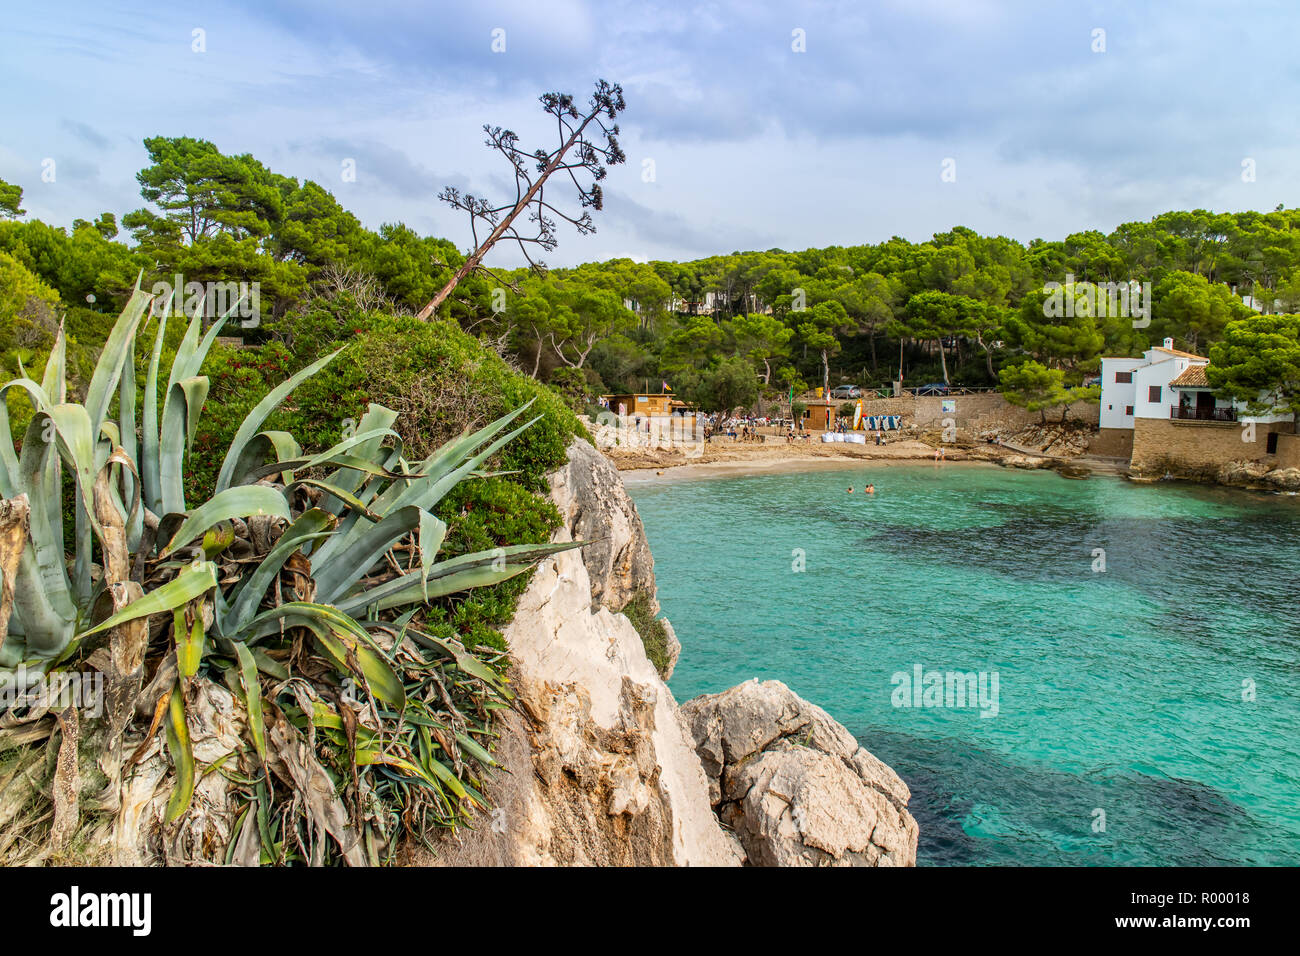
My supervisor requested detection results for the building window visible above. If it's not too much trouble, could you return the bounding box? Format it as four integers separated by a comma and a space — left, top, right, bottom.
1148, 385, 1162, 403
1115, 371, 1133, 383
1267, 432, 1279, 454
1124, 406, 1134, 416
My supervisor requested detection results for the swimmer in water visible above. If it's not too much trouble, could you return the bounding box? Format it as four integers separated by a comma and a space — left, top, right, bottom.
865, 484, 875, 494
848, 486, 854, 493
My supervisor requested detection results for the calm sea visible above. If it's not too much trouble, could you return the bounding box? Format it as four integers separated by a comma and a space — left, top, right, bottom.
629, 463, 1300, 865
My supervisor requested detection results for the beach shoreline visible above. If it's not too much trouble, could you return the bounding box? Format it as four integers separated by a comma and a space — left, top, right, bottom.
619, 454, 1001, 484
613, 439, 1014, 484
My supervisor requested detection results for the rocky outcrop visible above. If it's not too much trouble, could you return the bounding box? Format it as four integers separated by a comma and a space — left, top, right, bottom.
681, 679, 918, 866
1216, 460, 1273, 486
1135, 458, 1300, 493
999, 454, 1051, 469
548, 438, 657, 614
425, 439, 741, 866
1264, 467, 1300, 491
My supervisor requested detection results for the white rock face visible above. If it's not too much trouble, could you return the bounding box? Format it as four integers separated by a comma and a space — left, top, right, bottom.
681, 679, 919, 866
548, 438, 658, 615
428, 440, 741, 866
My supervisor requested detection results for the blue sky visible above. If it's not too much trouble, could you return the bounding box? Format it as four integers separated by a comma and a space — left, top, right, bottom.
2, 0, 1296, 266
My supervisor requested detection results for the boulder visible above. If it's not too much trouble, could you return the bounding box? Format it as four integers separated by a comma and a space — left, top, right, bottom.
1265, 467, 1300, 492
1000, 454, 1050, 469
1217, 460, 1272, 486
681, 679, 918, 866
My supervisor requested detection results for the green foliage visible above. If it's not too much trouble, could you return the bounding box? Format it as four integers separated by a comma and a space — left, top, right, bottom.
0, 178, 25, 220
684, 355, 759, 414
998, 360, 1099, 422
621, 592, 672, 679
0, 289, 584, 864
548, 365, 604, 412
1207, 314, 1300, 425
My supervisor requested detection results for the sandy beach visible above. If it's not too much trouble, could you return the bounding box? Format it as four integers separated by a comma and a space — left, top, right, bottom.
618, 452, 1001, 484
610, 437, 1021, 483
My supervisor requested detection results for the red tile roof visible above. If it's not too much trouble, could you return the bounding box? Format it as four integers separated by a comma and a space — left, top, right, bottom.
1169, 364, 1211, 387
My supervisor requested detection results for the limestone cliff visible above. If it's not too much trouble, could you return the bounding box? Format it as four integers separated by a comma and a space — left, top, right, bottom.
425, 440, 740, 865
426, 439, 918, 867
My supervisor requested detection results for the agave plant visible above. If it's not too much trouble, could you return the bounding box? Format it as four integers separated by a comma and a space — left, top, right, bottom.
0, 279, 580, 863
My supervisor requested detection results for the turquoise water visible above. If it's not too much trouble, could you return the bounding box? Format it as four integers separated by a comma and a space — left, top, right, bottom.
628, 463, 1300, 866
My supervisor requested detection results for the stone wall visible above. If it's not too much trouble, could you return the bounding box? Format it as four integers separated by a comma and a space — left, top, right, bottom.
1130, 417, 1294, 475
1086, 427, 1135, 459
854, 392, 1098, 437
1275, 432, 1300, 469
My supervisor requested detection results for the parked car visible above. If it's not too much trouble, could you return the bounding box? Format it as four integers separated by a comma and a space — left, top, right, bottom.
911, 383, 950, 395
829, 385, 863, 399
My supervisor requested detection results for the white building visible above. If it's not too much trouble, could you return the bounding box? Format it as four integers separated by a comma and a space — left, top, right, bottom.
1099, 338, 1211, 430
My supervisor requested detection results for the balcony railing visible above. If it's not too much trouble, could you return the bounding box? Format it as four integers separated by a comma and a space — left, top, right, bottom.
1172, 405, 1236, 422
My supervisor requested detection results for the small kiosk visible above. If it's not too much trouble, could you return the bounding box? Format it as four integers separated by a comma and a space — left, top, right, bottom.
803, 399, 838, 431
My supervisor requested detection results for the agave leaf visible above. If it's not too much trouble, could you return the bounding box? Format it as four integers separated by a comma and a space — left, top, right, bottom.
366, 400, 535, 520
222, 508, 336, 636
283, 479, 378, 521
177, 309, 231, 381
173, 604, 205, 679
84, 286, 150, 434
165, 312, 204, 398
228, 431, 303, 489
324, 404, 399, 504
337, 539, 582, 616
244, 452, 415, 488
118, 336, 144, 551
405, 627, 508, 691
247, 602, 405, 707
18, 413, 70, 592
311, 505, 436, 605
46, 403, 105, 540
9, 414, 78, 658
342, 563, 531, 616
379, 413, 541, 526
233, 643, 268, 766
41, 324, 67, 405
164, 684, 196, 823
215, 347, 344, 493
314, 402, 535, 570
76, 561, 218, 639
140, 309, 169, 514
159, 485, 290, 558
159, 376, 211, 515
300, 427, 399, 471
417, 510, 446, 603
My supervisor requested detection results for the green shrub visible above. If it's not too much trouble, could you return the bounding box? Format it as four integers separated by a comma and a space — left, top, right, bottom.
621, 593, 672, 679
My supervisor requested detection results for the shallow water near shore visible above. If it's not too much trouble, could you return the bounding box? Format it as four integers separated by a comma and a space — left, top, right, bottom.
629, 463, 1300, 865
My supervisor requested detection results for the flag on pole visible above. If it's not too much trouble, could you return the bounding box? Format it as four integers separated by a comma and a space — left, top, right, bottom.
662, 380, 672, 392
